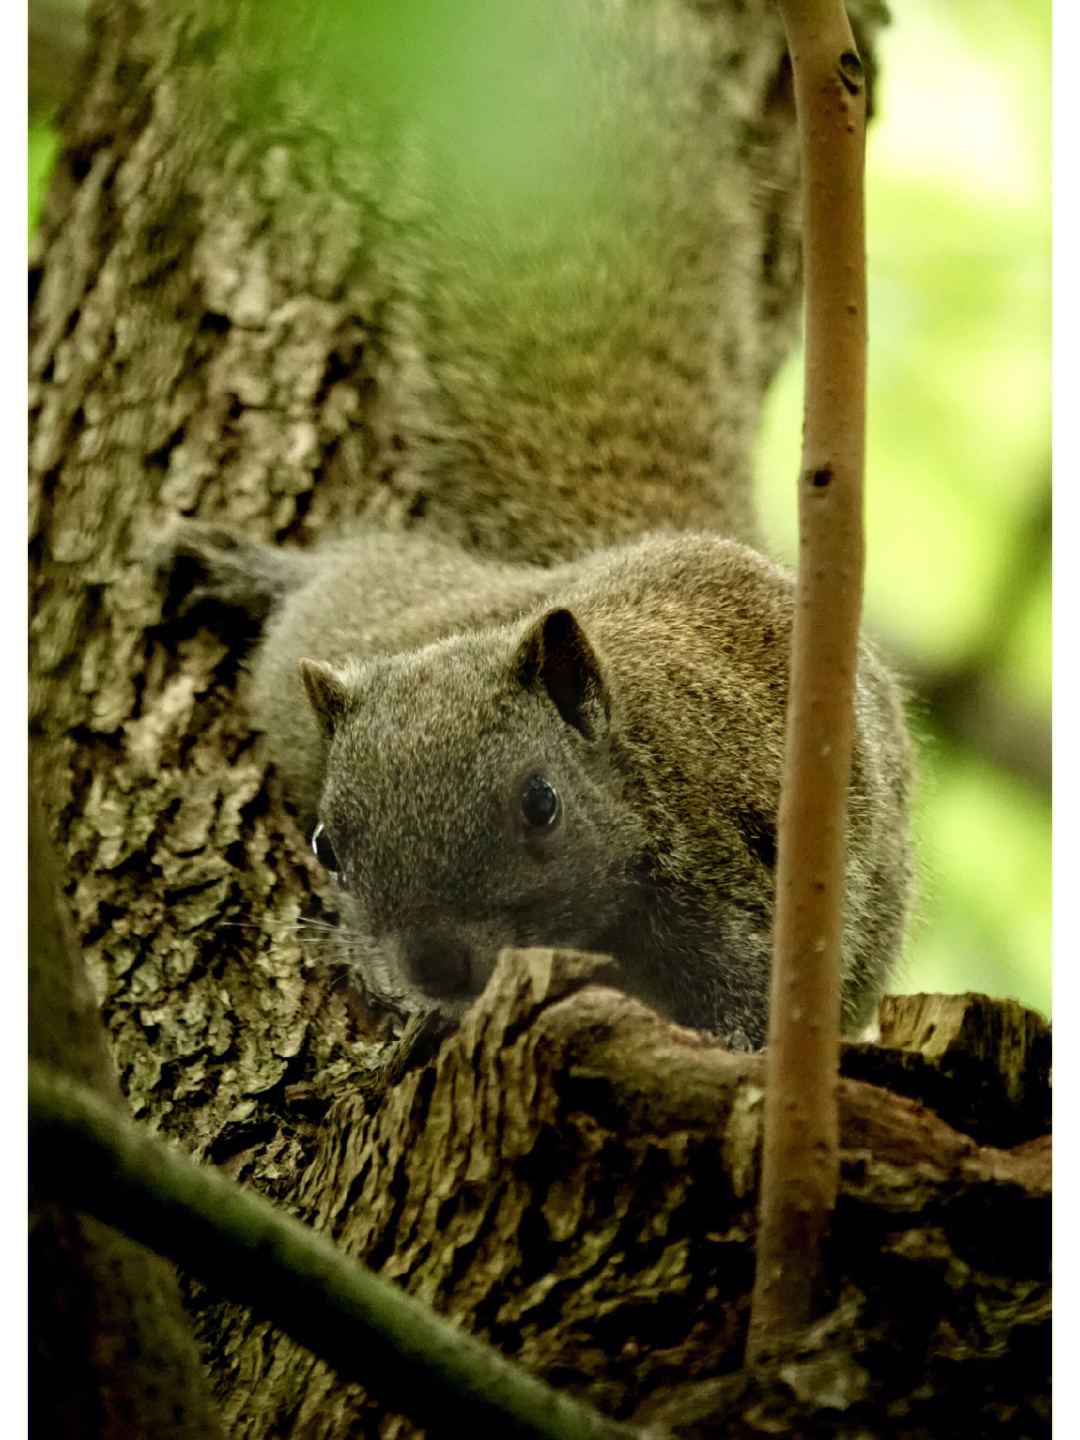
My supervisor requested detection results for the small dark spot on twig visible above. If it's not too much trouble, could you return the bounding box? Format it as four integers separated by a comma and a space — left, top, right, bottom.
810, 467, 833, 489
838, 52, 864, 96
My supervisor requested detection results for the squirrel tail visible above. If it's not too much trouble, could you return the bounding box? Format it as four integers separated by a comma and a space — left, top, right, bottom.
149, 521, 312, 625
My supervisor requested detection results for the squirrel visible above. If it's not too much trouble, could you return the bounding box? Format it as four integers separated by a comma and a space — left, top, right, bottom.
152, 2, 911, 1052
157, 521, 912, 1052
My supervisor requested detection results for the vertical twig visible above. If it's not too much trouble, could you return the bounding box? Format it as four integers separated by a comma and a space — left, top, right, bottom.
746, 0, 867, 1359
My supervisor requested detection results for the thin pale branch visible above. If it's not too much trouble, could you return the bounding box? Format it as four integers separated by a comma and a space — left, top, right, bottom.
747, 0, 868, 1360
28, 1064, 646, 1440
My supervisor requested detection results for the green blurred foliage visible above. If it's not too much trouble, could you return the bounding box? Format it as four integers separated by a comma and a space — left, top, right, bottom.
28, 116, 60, 235
904, 728, 1051, 1020
233, 0, 628, 226
756, 0, 1050, 1015
28, 0, 1051, 1018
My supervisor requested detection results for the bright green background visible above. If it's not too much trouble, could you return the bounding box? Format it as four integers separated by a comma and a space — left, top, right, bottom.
755, 0, 1050, 1018
29, 0, 1051, 1019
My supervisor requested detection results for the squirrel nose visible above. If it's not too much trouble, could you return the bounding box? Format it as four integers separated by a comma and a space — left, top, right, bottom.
399, 922, 485, 1000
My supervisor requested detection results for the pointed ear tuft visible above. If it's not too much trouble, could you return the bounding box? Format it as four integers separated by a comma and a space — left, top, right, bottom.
516, 608, 612, 741
299, 658, 350, 739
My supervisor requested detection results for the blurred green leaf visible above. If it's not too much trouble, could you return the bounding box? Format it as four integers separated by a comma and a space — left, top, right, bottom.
29, 116, 60, 236
998, 561, 1051, 713
898, 734, 1051, 1019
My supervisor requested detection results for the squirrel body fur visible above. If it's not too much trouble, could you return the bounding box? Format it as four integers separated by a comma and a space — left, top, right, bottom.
162, 522, 912, 1051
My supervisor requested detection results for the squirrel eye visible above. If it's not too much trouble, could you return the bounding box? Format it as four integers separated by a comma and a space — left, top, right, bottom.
311, 822, 340, 874
520, 774, 560, 829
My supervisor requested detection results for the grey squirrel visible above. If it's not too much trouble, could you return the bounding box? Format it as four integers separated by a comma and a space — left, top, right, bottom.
157, 521, 913, 1051
153, 2, 911, 1051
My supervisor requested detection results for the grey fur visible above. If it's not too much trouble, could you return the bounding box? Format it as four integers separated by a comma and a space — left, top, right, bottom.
157, 523, 913, 1051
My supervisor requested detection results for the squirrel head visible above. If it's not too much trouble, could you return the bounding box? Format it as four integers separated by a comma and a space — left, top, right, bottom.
297, 607, 646, 1006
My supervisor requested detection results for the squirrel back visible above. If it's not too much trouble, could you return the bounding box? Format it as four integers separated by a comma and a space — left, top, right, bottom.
160, 523, 912, 1051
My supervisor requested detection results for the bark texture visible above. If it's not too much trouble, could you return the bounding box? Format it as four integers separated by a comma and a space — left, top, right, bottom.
28, 1, 1048, 1435
29, 786, 222, 1439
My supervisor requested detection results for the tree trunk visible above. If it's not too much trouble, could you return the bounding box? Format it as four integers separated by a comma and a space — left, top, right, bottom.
28, 1, 1048, 1435
29, 788, 223, 1439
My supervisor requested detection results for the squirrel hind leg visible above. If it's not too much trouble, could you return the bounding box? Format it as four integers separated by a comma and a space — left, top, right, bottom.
147, 519, 312, 629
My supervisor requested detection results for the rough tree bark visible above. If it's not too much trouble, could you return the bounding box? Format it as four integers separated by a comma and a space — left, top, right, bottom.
29, 1, 1049, 1435
29, 787, 223, 1439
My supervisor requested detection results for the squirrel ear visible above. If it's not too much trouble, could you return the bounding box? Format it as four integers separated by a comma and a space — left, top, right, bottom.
299, 658, 349, 739
517, 608, 612, 741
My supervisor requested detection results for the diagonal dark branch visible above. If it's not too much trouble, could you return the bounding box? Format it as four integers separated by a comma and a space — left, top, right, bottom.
29, 1063, 645, 1440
